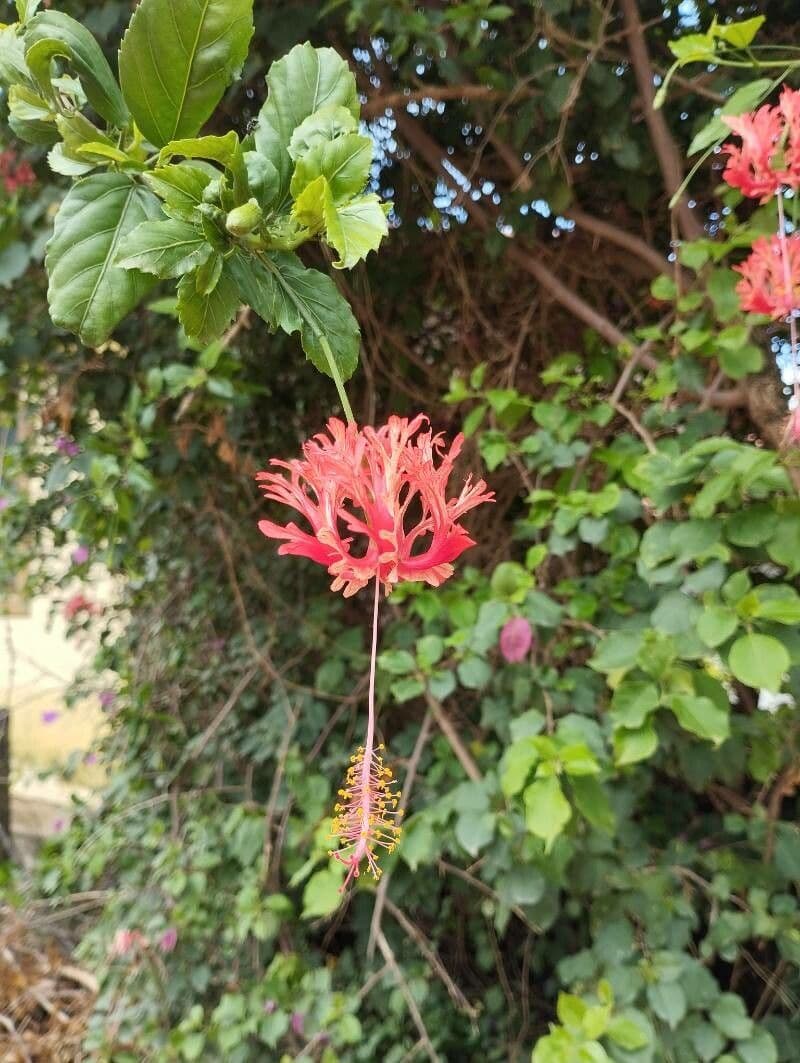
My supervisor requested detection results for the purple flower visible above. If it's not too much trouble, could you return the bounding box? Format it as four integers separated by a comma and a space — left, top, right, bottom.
0, 497, 8, 512
263, 1000, 277, 1015
99, 690, 116, 710
52, 818, 65, 833
158, 927, 178, 954
71, 545, 89, 565
499, 617, 533, 664
291, 1012, 305, 1037
55, 436, 80, 458
83, 752, 98, 765
41, 709, 61, 725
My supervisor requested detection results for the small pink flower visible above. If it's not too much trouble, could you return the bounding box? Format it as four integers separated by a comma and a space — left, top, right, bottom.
499, 617, 533, 663
41, 709, 61, 725
263, 1000, 277, 1015
71, 545, 89, 565
111, 928, 147, 957
54, 436, 80, 458
0, 497, 9, 512
291, 1012, 305, 1037
99, 689, 116, 710
52, 818, 65, 833
158, 927, 178, 953
83, 752, 98, 765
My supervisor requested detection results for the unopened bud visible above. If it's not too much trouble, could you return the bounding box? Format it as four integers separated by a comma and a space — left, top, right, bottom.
226, 198, 263, 237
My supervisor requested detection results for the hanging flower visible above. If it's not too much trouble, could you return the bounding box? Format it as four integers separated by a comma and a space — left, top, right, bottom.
721, 88, 800, 203
256, 415, 494, 597
734, 234, 800, 318
110, 928, 147, 957
499, 617, 533, 663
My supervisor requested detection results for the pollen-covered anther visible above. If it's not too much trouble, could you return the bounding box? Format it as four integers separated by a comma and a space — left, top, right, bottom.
329, 742, 404, 891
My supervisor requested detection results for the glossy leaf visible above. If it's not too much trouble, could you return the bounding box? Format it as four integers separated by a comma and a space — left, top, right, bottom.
116, 219, 213, 279
118, 0, 254, 147
46, 172, 162, 346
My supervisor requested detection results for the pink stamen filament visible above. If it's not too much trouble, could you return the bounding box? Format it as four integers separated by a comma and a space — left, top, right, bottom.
776, 190, 800, 409
330, 575, 403, 891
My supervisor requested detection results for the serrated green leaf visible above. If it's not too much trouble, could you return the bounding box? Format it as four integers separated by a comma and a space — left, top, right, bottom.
611, 681, 659, 728
24, 11, 127, 126
119, 0, 254, 148
696, 604, 738, 648
159, 133, 248, 202
177, 266, 239, 346
116, 219, 212, 279
614, 722, 658, 766
227, 250, 360, 381
46, 173, 161, 346
325, 190, 388, 269
143, 164, 212, 221
8, 83, 57, 144
607, 1014, 649, 1050
255, 43, 359, 206
290, 132, 373, 202
302, 865, 345, 918
288, 104, 359, 162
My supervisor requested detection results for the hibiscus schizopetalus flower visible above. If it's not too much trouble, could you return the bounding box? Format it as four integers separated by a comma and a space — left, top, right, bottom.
722, 88, 800, 202
734, 234, 800, 318
256, 415, 494, 597
258, 415, 492, 889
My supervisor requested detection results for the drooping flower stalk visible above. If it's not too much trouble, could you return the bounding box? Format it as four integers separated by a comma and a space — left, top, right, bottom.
258, 415, 492, 888
330, 575, 402, 889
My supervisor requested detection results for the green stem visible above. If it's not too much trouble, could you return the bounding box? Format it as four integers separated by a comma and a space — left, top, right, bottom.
319, 334, 356, 425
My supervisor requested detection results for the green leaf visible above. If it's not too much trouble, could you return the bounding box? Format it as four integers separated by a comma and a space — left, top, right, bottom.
524, 776, 571, 851
696, 604, 738, 648
7, 84, 57, 144
177, 266, 239, 346
647, 982, 686, 1029
457, 655, 492, 689
46, 173, 162, 346
455, 810, 494, 856
119, 0, 254, 148
378, 649, 416, 675
290, 132, 373, 202
688, 79, 772, 156
288, 104, 358, 162
116, 219, 212, 279
255, 43, 360, 206
323, 191, 388, 269
570, 776, 615, 834
24, 11, 128, 126
0, 25, 32, 88
611, 681, 659, 729
729, 633, 789, 691
390, 676, 424, 703
668, 32, 716, 63
227, 250, 360, 381
666, 694, 729, 744
607, 1014, 649, 1050
614, 722, 658, 766
159, 133, 248, 202
302, 866, 345, 918
143, 164, 212, 222
17, 0, 44, 22
737, 1028, 778, 1063
501, 738, 539, 797
710, 994, 754, 1040
713, 16, 765, 48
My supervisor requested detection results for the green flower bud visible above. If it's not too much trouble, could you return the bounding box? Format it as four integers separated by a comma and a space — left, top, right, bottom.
225, 198, 263, 237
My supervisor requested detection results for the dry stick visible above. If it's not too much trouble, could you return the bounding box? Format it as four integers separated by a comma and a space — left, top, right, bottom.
189, 664, 260, 760
376, 930, 440, 1063
383, 896, 479, 1019
617, 0, 703, 241
368, 709, 435, 958
423, 689, 482, 782
437, 860, 542, 935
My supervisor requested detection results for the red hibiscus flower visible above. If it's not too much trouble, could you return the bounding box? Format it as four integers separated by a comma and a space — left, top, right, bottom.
256, 415, 494, 597
722, 88, 800, 203
734, 234, 800, 318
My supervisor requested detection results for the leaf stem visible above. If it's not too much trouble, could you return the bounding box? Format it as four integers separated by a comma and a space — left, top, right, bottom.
319, 333, 356, 425
777, 191, 799, 409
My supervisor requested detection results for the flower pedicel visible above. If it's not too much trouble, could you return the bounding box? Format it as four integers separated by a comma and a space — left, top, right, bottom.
257, 415, 493, 889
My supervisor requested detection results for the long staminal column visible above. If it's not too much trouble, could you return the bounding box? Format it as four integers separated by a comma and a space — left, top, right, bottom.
330, 577, 403, 890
